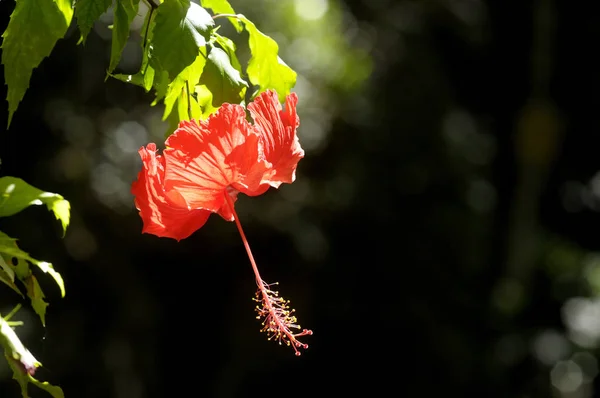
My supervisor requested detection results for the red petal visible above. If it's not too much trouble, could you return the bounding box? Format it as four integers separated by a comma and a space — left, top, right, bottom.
248, 90, 304, 188
131, 144, 211, 241
163, 105, 269, 220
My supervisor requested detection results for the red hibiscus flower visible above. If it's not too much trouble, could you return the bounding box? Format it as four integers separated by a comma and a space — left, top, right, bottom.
131, 90, 312, 355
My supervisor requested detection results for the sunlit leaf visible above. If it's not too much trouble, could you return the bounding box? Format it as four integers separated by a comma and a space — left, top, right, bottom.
195, 84, 218, 119
164, 105, 182, 138
0, 177, 70, 235
111, 71, 146, 87
238, 15, 296, 101
0, 317, 63, 397
108, 0, 141, 73
151, 0, 214, 79
152, 70, 170, 105
75, 0, 112, 43
163, 51, 207, 120
1, 317, 41, 377
198, 45, 247, 107
189, 95, 203, 120
1, 0, 73, 127
200, 0, 242, 31
214, 33, 242, 72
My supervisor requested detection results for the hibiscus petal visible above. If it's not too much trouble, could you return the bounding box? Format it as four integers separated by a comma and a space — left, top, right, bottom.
248, 90, 304, 188
131, 144, 211, 241
163, 105, 268, 216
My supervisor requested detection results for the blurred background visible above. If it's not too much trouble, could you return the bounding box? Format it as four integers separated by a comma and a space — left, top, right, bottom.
1, 0, 598, 396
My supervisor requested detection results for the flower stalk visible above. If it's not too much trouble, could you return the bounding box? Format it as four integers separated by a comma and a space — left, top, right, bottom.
224, 193, 312, 356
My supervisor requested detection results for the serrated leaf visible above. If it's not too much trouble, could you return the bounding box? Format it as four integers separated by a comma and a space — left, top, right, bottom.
108, 0, 141, 73
150, 0, 214, 79
199, 45, 247, 107
28, 377, 65, 398
26, 275, 49, 326
0, 238, 51, 325
200, 0, 242, 32
111, 63, 156, 92
111, 71, 146, 87
0, 177, 70, 235
0, 232, 65, 298
75, 0, 112, 43
238, 15, 296, 102
163, 51, 207, 120
36, 262, 65, 298
111, 3, 157, 89
1, 0, 74, 127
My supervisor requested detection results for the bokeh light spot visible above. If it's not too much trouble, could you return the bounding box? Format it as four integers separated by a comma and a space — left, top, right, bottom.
294, 0, 329, 21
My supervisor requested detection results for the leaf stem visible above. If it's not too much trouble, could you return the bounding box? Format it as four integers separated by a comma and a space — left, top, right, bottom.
212, 13, 241, 20
2, 304, 21, 322
142, 7, 155, 52
185, 81, 192, 120
144, 0, 159, 9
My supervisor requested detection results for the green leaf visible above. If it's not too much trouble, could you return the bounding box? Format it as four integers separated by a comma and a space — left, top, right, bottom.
75, 0, 112, 43
213, 33, 242, 72
0, 232, 65, 298
111, 71, 146, 87
28, 377, 65, 398
1, 316, 41, 376
0, 269, 21, 296
198, 45, 247, 107
164, 104, 182, 138
0, 251, 15, 282
150, 0, 214, 79
163, 50, 207, 120
36, 262, 66, 298
152, 70, 171, 105
0, 177, 70, 235
238, 15, 296, 102
1, 0, 74, 127
26, 275, 49, 326
0, 317, 64, 397
200, 0, 242, 32
111, 64, 155, 92
195, 84, 218, 119
0, 254, 21, 296
108, 0, 141, 73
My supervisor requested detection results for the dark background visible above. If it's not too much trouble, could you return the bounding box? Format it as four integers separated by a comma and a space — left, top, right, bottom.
1, 0, 599, 396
